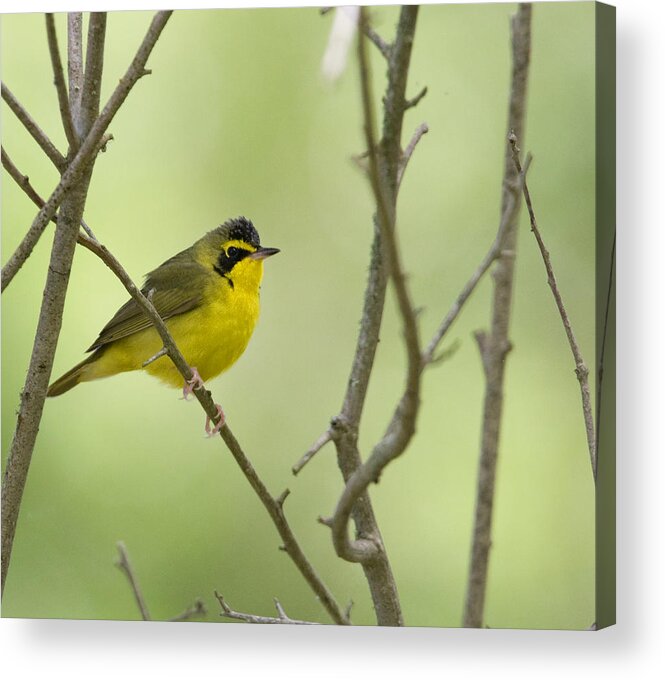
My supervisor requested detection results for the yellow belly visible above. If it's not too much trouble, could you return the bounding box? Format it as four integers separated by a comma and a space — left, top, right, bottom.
86, 282, 260, 388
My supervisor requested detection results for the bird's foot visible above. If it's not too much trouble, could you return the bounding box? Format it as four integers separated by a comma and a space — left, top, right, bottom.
182, 366, 204, 401
205, 404, 226, 437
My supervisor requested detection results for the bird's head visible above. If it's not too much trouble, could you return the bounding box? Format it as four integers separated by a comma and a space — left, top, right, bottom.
197, 217, 279, 292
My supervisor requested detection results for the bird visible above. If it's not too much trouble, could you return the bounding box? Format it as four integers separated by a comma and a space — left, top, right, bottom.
47, 216, 279, 434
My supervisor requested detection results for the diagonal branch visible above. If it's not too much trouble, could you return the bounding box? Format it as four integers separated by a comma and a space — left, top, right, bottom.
1, 83, 66, 171
115, 541, 151, 620
421, 155, 532, 367
1, 147, 56, 219
509, 136, 597, 480
45, 13, 78, 151
116, 541, 206, 622
1, 11, 172, 293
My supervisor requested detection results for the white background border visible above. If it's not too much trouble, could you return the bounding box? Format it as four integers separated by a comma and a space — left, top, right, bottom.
2, 0, 662, 677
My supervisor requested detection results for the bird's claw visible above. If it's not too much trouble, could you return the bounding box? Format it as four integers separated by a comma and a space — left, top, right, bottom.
182, 367, 204, 401
205, 404, 226, 437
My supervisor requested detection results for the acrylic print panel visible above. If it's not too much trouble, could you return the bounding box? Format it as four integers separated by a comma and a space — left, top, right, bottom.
1, 2, 614, 629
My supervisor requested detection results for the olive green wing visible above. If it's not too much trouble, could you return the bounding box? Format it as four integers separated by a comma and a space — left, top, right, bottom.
86, 258, 209, 351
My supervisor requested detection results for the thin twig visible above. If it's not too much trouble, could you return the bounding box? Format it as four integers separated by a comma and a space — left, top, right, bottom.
214, 592, 321, 625
404, 85, 428, 110
596, 231, 615, 454
115, 541, 151, 620
67, 13, 83, 128
509, 135, 597, 480
364, 24, 392, 60
45, 13, 78, 151
421, 155, 532, 367
397, 121, 429, 188
292, 428, 333, 475
1, 146, 103, 243
142, 346, 168, 367
1, 11, 173, 293
1, 84, 66, 170
463, 3, 532, 629
1, 147, 54, 219
168, 598, 207, 622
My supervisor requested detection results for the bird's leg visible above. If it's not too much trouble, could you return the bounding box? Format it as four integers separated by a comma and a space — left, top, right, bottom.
205, 404, 226, 437
182, 366, 204, 400
181, 368, 226, 435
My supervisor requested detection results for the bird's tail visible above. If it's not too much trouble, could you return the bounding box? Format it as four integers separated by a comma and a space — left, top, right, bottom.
47, 355, 95, 397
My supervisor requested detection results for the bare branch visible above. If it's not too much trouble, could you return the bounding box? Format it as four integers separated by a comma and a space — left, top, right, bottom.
142, 346, 168, 367
330, 6, 423, 569
215, 592, 321, 625
1, 11, 173, 594
364, 24, 392, 60
116, 542, 206, 622
1, 146, 53, 218
463, 3, 532, 629
45, 13, 77, 151
404, 85, 428, 110
509, 135, 597, 479
596, 232, 615, 455
421, 155, 532, 367
397, 121, 429, 188
115, 541, 151, 620
275, 488, 290, 508
168, 598, 207, 622
292, 427, 333, 475
321, 6, 423, 627
1, 83, 66, 170
1, 11, 173, 293
79, 13, 107, 136
67, 13, 83, 126
1, 146, 102, 246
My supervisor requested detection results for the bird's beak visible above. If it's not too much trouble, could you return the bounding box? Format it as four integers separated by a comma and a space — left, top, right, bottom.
249, 247, 280, 260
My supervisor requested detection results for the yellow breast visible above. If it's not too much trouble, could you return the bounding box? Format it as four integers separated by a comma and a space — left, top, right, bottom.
88, 270, 262, 389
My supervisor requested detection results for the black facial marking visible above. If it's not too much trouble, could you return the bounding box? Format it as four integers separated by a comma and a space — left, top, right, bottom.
214, 245, 251, 281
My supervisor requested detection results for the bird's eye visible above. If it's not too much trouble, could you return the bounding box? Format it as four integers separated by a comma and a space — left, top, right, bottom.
227, 247, 239, 259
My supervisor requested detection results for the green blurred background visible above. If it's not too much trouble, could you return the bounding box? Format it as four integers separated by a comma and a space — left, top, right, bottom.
1, 3, 596, 628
